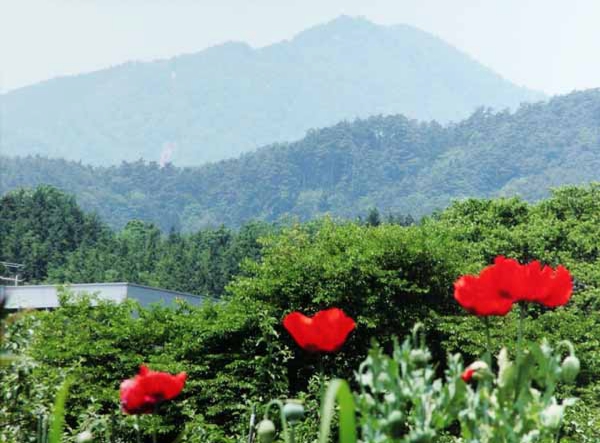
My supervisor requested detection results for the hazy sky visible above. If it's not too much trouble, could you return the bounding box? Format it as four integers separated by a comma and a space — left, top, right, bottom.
2, 0, 600, 95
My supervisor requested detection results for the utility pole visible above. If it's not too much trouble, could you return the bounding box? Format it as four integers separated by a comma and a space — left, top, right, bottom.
0, 261, 24, 286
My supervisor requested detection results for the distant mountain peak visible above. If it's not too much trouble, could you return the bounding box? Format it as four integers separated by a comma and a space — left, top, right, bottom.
293, 15, 383, 42
4, 16, 544, 166
203, 40, 253, 54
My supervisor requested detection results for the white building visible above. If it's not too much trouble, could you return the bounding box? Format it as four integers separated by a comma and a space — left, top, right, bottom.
0, 282, 208, 310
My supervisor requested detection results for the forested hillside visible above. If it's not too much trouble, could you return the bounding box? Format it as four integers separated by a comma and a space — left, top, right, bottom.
0, 186, 271, 296
1, 89, 598, 230
1, 16, 542, 165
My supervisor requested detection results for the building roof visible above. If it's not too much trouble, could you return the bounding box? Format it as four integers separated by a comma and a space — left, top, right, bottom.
1, 282, 209, 310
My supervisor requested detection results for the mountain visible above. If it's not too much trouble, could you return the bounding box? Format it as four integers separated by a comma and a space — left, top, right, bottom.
1, 16, 543, 166
1, 89, 599, 231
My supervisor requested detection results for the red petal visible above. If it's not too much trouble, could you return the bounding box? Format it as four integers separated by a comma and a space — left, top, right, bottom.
461, 368, 475, 382
283, 308, 355, 353
161, 372, 187, 399
120, 378, 148, 414
120, 367, 186, 414
140, 370, 186, 400
283, 311, 318, 351
540, 266, 573, 307
454, 272, 513, 317
312, 308, 356, 352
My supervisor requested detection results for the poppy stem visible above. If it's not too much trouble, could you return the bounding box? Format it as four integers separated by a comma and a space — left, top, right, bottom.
318, 355, 325, 403
555, 426, 562, 443
483, 317, 492, 366
264, 400, 291, 443
512, 303, 527, 405
517, 303, 526, 361
152, 404, 158, 443
135, 416, 141, 443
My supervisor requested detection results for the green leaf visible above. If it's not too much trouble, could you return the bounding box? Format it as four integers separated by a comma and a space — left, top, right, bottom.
318, 379, 357, 443
48, 377, 72, 443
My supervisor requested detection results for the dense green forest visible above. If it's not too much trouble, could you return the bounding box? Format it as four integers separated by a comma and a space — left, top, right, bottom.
1, 16, 542, 165
2, 89, 599, 231
0, 186, 399, 294
2, 184, 600, 441
0, 186, 272, 296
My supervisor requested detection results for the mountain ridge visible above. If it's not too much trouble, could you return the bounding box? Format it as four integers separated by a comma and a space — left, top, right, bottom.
2, 16, 544, 165
1, 88, 598, 231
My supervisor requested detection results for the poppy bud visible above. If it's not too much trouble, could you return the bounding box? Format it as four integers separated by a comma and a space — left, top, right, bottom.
75, 431, 93, 443
283, 401, 305, 424
384, 392, 397, 403
376, 372, 391, 385
386, 410, 404, 439
461, 361, 488, 382
359, 371, 373, 387
561, 355, 580, 383
541, 404, 564, 429
497, 348, 515, 388
256, 419, 276, 443
363, 393, 376, 407
409, 349, 431, 365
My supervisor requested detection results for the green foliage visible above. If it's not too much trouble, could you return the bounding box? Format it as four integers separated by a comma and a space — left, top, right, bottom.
0, 185, 272, 297
355, 325, 464, 442
254, 326, 580, 443
0, 293, 290, 442
5, 185, 600, 440
228, 218, 467, 382
0, 186, 108, 282
318, 379, 356, 443
48, 378, 71, 443
48, 219, 271, 297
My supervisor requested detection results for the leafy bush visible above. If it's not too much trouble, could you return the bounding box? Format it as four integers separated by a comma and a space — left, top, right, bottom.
0, 292, 289, 441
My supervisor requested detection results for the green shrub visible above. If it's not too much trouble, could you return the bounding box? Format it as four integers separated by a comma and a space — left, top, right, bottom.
0, 292, 289, 441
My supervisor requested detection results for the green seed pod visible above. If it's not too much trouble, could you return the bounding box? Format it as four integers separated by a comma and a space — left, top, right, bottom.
386, 410, 404, 439
409, 349, 431, 365
376, 372, 391, 385
283, 401, 305, 424
541, 404, 564, 430
75, 431, 94, 443
498, 361, 515, 388
256, 419, 276, 443
561, 355, 580, 383
363, 393, 376, 407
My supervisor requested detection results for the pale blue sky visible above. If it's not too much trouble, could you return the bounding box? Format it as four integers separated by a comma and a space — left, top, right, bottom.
2, 0, 600, 95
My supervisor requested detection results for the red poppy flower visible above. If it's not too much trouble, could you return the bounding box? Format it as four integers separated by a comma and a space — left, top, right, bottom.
461, 367, 475, 382
283, 308, 356, 353
454, 257, 517, 316
454, 256, 573, 316
120, 365, 187, 414
518, 260, 573, 307
461, 361, 488, 382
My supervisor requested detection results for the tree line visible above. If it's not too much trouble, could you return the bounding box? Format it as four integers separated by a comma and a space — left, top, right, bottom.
2, 89, 599, 231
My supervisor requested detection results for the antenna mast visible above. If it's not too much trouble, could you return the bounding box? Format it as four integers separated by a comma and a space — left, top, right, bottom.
0, 261, 24, 286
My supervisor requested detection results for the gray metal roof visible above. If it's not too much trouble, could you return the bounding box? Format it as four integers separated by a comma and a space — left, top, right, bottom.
1, 282, 209, 310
